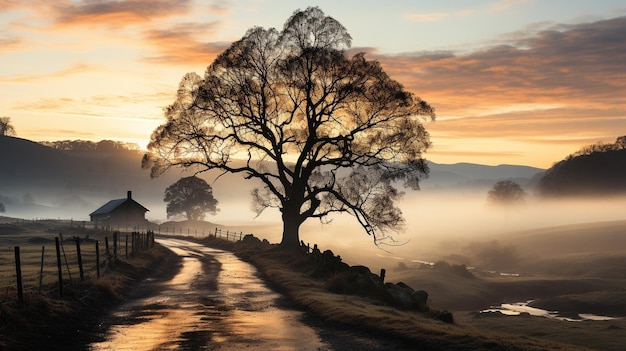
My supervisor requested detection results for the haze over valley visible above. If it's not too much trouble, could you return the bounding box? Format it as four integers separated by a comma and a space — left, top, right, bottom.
2, 2, 626, 349
2, 135, 625, 275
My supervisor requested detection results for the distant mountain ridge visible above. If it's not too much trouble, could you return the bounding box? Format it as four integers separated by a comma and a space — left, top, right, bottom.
0, 136, 544, 219
424, 162, 544, 189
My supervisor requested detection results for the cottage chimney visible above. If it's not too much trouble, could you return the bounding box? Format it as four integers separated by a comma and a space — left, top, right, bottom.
127, 191, 132, 199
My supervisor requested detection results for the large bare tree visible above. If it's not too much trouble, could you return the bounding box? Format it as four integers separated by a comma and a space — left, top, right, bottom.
143, 7, 435, 250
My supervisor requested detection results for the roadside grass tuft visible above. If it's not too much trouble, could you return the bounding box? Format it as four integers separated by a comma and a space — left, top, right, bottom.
201, 235, 587, 351
0, 244, 172, 349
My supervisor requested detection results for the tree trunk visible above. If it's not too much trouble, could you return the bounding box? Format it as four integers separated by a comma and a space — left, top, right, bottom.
279, 208, 303, 251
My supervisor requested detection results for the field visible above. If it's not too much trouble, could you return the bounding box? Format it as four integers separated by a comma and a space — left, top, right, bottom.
2, 217, 625, 350
383, 220, 626, 350
0, 218, 150, 303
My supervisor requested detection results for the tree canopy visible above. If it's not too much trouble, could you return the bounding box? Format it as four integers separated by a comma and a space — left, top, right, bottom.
40, 139, 140, 152
164, 176, 218, 221
143, 7, 435, 249
0, 117, 16, 137
487, 180, 526, 206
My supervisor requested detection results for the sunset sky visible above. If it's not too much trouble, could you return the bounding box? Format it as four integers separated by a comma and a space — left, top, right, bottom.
1, 0, 625, 168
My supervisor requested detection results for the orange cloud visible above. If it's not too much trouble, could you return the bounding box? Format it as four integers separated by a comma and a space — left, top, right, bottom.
487, 0, 533, 13
376, 16, 626, 111
1, 63, 99, 83
361, 16, 626, 166
0, 37, 21, 52
141, 22, 227, 65
53, 0, 192, 27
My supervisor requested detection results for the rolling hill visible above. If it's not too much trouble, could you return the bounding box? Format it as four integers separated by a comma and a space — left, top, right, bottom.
0, 136, 544, 221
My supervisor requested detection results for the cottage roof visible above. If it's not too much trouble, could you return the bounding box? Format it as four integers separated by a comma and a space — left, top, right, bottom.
89, 192, 149, 216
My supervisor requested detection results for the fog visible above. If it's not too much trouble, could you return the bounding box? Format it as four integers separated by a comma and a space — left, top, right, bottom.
2, 169, 624, 276
171, 187, 626, 276
249, 191, 626, 274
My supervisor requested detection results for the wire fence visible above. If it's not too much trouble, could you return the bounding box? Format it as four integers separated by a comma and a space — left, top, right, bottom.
0, 231, 155, 304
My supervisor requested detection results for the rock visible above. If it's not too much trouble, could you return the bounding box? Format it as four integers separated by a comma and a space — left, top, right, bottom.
241, 234, 270, 249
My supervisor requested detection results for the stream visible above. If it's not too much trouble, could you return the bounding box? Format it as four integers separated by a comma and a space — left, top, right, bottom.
481, 300, 618, 321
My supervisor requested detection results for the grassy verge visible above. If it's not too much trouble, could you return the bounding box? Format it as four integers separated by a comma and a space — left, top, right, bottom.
0, 244, 174, 350
199, 236, 588, 351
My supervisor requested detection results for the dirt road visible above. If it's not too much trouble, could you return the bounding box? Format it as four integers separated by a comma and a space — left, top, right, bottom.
88, 238, 329, 350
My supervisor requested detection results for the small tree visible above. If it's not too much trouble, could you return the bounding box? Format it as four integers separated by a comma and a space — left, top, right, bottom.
143, 7, 435, 250
487, 180, 526, 206
0, 117, 16, 136
164, 176, 218, 221
0, 202, 5, 213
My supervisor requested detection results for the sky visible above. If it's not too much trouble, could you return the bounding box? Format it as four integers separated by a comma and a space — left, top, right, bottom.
1, 0, 626, 168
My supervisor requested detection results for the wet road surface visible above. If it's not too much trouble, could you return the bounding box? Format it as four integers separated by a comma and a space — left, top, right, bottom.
88, 238, 329, 350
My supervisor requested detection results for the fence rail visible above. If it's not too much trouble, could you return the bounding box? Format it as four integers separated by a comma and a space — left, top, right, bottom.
0, 231, 155, 304
1, 222, 249, 305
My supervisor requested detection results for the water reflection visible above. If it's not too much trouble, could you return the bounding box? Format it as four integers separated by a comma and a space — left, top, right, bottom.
481, 300, 619, 321
89, 239, 328, 350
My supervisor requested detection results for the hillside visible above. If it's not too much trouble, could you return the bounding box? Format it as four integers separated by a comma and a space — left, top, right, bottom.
0, 136, 544, 222
537, 137, 626, 196
0, 136, 189, 220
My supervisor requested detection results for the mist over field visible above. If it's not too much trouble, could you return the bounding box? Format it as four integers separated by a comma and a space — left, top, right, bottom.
1, 136, 624, 274
283, 192, 626, 271
2, 136, 626, 350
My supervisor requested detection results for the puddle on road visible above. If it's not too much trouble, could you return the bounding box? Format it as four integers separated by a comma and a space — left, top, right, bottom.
89, 239, 328, 351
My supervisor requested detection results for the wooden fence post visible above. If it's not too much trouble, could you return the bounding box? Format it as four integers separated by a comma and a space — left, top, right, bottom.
75, 238, 84, 281
125, 235, 128, 258
38, 246, 45, 293
14, 246, 24, 303
113, 232, 118, 259
380, 268, 386, 284
55, 237, 63, 297
131, 232, 135, 255
96, 241, 100, 278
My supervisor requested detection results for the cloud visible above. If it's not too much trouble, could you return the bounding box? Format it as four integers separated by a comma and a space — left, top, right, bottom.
53, 0, 192, 27
142, 22, 228, 65
371, 16, 626, 165
207, 1, 232, 16
0, 63, 99, 83
0, 0, 26, 11
379, 16, 626, 112
0, 37, 22, 52
405, 9, 474, 22
487, 0, 534, 13
12, 91, 171, 120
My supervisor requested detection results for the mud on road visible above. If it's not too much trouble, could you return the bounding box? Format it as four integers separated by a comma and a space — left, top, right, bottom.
88, 238, 328, 350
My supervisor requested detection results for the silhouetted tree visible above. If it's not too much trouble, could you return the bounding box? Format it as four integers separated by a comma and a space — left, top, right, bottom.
0, 202, 5, 213
164, 176, 218, 221
0, 117, 16, 136
143, 7, 435, 250
40, 139, 139, 151
487, 180, 526, 205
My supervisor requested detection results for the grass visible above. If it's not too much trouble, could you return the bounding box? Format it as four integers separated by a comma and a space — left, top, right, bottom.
2, 219, 621, 350
0, 222, 173, 350
457, 311, 626, 351
199, 235, 589, 350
